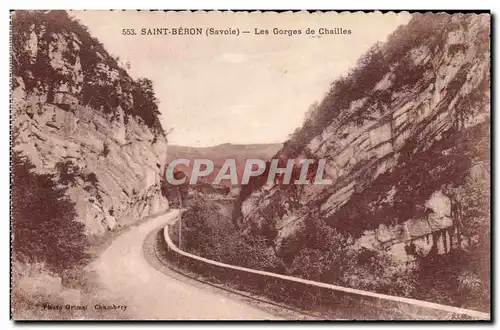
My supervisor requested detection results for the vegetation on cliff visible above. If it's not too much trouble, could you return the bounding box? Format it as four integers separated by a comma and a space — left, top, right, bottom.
170, 197, 284, 273
11, 10, 164, 134
180, 13, 490, 312
284, 14, 489, 158
12, 151, 89, 273
11, 10, 166, 319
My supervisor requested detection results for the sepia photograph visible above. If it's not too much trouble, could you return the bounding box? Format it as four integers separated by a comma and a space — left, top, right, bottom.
10, 10, 491, 320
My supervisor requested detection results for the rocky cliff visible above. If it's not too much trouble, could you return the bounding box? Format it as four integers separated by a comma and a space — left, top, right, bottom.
11, 11, 168, 236
237, 13, 490, 261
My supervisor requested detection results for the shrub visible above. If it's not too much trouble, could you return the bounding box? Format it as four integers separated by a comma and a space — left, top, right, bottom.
131, 78, 163, 132
12, 151, 89, 273
84, 172, 98, 186
285, 216, 417, 297
178, 196, 284, 273
54, 160, 79, 186
101, 142, 110, 157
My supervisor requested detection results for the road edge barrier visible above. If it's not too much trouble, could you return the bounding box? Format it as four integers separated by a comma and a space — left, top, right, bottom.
161, 219, 490, 320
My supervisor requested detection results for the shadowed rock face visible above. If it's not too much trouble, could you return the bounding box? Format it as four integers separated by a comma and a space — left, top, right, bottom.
237, 14, 490, 258
11, 11, 168, 236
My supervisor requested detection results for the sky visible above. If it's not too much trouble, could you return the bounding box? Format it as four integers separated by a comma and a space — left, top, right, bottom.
71, 11, 411, 147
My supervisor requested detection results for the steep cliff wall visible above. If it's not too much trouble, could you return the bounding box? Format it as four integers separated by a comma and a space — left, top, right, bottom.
11, 11, 168, 236
237, 14, 490, 259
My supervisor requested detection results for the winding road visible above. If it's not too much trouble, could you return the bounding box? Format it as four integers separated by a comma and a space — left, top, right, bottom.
90, 210, 282, 320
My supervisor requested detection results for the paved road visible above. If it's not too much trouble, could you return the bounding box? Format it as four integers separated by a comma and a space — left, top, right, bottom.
90, 210, 281, 320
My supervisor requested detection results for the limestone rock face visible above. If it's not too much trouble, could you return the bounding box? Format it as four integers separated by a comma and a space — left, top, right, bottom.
238, 14, 490, 257
11, 11, 168, 236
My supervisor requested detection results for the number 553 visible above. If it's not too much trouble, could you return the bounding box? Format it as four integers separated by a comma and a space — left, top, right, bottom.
121, 29, 136, 35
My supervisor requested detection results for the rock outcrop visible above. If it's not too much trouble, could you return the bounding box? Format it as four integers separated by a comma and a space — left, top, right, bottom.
237, 14, 490, 261
11, 11, 168, 236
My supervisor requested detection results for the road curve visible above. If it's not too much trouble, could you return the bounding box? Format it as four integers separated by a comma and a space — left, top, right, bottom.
90, 209, 281, 320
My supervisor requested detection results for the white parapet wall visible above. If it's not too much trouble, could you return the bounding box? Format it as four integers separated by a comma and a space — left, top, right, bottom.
162, 221, 490, 320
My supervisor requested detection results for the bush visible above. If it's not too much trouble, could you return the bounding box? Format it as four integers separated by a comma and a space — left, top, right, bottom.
339, 248, 417, 297
101, 142, 110, 157
84, 172, 98, 186
180, 200, 416, 298
131, 78, 163, 132
54, 160, 79, 186
12, 151, 89, 273
286, 216, 417, 297
162, 170, 189, 207
177, 197, 284, 273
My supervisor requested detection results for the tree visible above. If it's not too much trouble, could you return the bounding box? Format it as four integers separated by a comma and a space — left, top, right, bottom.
162, 169, 189, 207
11, 152, 89, 273
287, 216, 351, 282
180, 197, 217, 256
132, 77, 162, 129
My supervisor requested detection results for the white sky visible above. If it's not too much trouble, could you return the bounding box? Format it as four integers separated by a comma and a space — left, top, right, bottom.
71, 11, 411, 147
